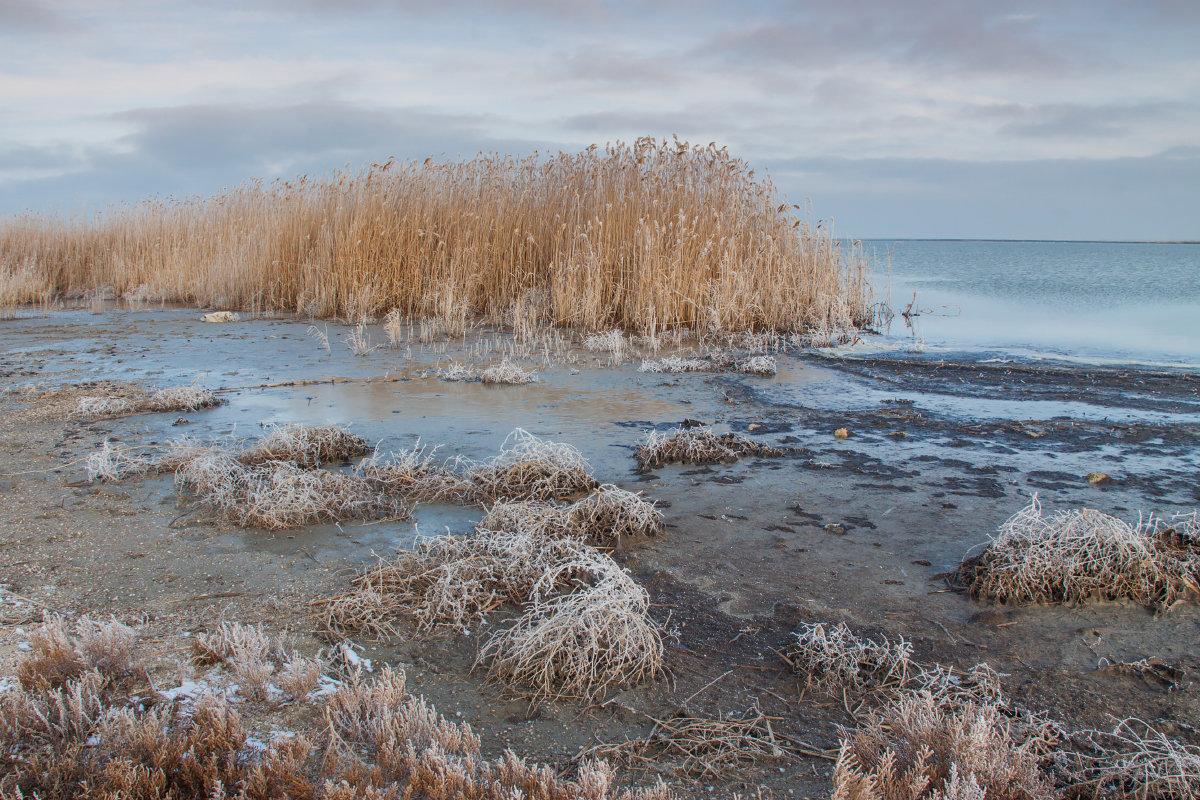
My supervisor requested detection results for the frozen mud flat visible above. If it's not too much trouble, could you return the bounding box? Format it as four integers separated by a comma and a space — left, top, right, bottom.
1, 309, 1198, 797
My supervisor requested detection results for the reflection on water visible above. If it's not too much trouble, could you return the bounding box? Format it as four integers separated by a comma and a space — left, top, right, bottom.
863, 239, 1200, 366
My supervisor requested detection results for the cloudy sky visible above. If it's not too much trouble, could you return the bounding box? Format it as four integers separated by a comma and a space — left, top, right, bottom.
2, 0, 1198, 239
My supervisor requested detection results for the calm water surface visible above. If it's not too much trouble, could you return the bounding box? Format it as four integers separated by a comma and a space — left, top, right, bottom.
862, 240, 1200, 367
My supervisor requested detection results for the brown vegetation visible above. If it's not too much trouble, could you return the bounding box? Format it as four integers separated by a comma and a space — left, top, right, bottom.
0, 138, 872, 335
635, 426, 787, 472
1, 619, 671, 800
585, 710, 788, 778
321, 522, 663, 700
478, 484, 664, 544
952, 496, 1200, 610
831, 692, 1056, 800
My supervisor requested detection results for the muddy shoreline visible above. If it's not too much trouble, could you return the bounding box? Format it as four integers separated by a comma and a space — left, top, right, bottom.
1, 310, 1197, 797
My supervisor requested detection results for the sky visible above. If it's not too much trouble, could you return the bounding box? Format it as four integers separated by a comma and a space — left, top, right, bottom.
1, 0, 1198, 240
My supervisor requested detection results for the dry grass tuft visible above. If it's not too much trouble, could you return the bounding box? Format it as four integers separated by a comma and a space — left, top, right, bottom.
635, 426, 787, 472
437, 360, 480, 381
241, 423, 370, 468
480, 358, 538, 385
786, 622, 913, 693
74, 382, 223, 418
144, 384, 223, 412
354, 440, 468, 503
357, 429, 597, 506
479, 562, 663, 702
322, 527, 663, 701
74, 396, 137, 417
85, 439, 152, 482
784, 622, 1016, 721
638, 356, 712, 374
952, 496, 1200, 610
480, 484, 663, 544
17, 617, 138, 692
343, 321, 381, 356
584, 330, 630, 363
1065, 718, 1200, 799
464, 428, 598, 502
737, 355, 778, 376
586, 710, 787, 777
322, 530, 598, 635
832, 691, 1056, 800
1, 138, 871, 337
176, 456, 405, 529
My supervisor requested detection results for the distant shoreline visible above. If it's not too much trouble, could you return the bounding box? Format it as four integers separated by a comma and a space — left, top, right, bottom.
852, 237, 1200, 245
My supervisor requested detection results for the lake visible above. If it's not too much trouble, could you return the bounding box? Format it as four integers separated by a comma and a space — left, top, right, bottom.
862, 239, 1200, 367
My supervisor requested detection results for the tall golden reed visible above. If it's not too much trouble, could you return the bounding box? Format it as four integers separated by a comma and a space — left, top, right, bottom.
0, 137, 871, 333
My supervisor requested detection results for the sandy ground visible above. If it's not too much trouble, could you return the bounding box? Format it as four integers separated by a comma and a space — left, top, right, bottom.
1, 308, 1198, 797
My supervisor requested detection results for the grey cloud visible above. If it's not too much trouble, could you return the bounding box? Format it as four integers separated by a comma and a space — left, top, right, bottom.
264, 0, 625, 24
696, 1, 1106, 77
554, 48, 684, 88
561, 110, 725, 137
0, 100, 554, 215
0, 0, 76, 32
979, 102, 1187, 139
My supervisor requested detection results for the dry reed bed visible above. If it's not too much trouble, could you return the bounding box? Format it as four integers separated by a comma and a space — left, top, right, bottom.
635, 426, 787, 472
0, 138, 872, 335
0, 618, 671, 800
952, 496, 1200, 610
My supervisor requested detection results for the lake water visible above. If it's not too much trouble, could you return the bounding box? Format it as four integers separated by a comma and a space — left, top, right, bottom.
861, 239, 1200, 368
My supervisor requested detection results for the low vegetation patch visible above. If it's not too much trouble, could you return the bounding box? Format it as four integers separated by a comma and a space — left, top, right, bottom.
321, 528, 663, 701
480, 358, 538, 385
952, 496, 1200, 610
240, 423, 371, 468
176, 454, 404, 529
585, 709, 788, 778
74, 383, 224, 418
638, 356, 713, 374
463, 427, 598, 502
1064, 718, 1200, 799
786, 621, 914, 693
478, 563, 662, 701
831, 691, 1056, 800
1, 617, 669, 800
479, 484, 664, 544
635, 425, 787, 472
